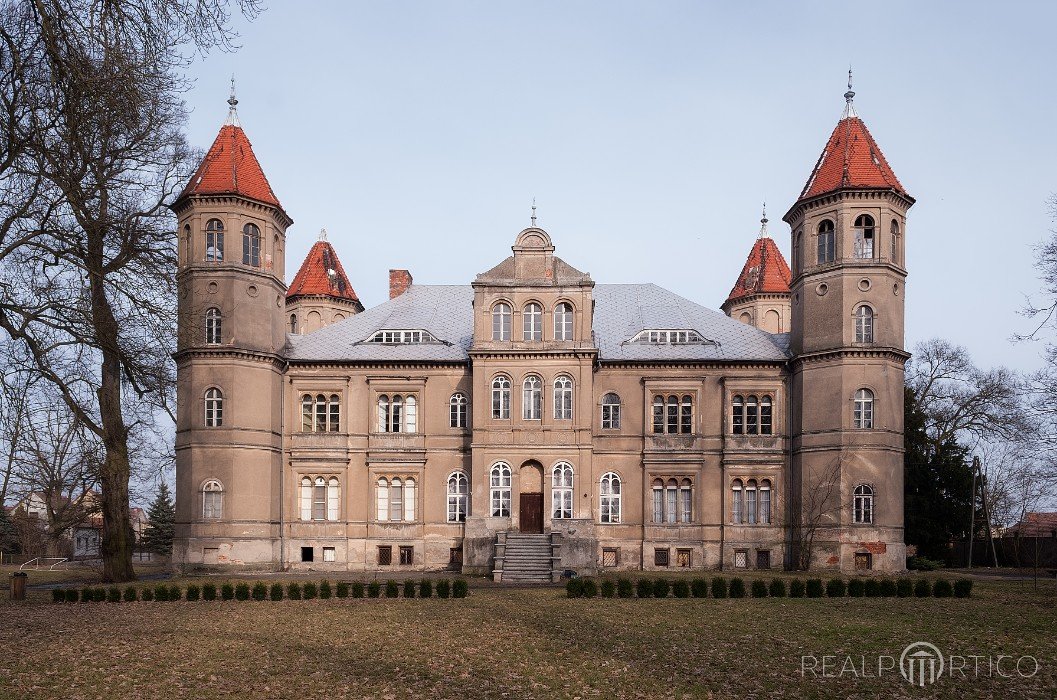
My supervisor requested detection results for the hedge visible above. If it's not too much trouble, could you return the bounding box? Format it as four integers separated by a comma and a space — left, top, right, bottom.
673, 580, 690, 598
320, 581, 333, 600
769, 578, 786, 598
600, 579, 616, 598
691, 579, 709, 598
653, 578, 670, 598
402, 580, 415, 599
617, 578, 634, 598
418, 580, 432, 598
435, 580, 450, 598
750, 580, 768, 598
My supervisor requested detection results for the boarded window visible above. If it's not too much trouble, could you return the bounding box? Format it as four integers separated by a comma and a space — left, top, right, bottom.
602, 548, 619, 568
677, 549, 691, 568
449, 547, 463, 565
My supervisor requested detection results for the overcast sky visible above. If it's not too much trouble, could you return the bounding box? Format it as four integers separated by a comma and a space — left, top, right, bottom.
182, 0, 1057, 374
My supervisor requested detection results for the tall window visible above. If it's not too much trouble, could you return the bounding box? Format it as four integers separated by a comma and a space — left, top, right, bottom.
375, 477, 416, 522
377, 394, 416, 433
523, 302, 542, 341
746, 479, 758, 524
523, 375, 542, 420
491, 376, 511, 419
242, 223, 261, 267
653, 477, 692, 523
680, 478, 692, 523
746, 396, 758, 434
600, 472, 621, 523
204, 388, 223, 427
854, 388, 874, 428
731, 394, 774, 435
601, 393, 621, 430
732, 395, 744, 434
290, 314, 298, 334
854, 484, 874, 523
449, 393, 468, 429
552, 462, 573, 519
854, 214, 875, 259
891, 220, 900, 263
301, 393, 340, 432
205, 218, 224, 261
553, 375, 573, 420
759, 479, 771, 524
731, 479, 743, 523
205, 308, 222, 344
817, 220, 835, 264
202, 480, 223, 519
490, 463, 511, 517
793, 230, 802, 273
447, 472, 468, 523
554, 302, 573, 340
300, 476, 339, 521
653, 395, 692, 434
492, 302, 512, 340
855, 305, 875, 343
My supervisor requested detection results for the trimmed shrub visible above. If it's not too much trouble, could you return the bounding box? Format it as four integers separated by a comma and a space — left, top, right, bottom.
402, 580, 415, 599
269, 583, 284, 601
617, 578, 634, 598
186, 584, 201, 602
896, 578, 913, 598
66, 589, 80, 603
384, 580, 398, 598
847, 579, 865, 597
452, 579, 468, 598
933, 579, 953, 598
600, 579, 616, 598
653, 578, 671, 598
826, 578, 846, 597
221, 583, 235, 601
691, 579, 708, 598
729, 578, 746, 598
288, 582, 303, 600
92, 588, 106, 602
769, 578, 787, 598
168, 585, 182, 601
879, 579, 898, 597
367, 582, 381, 598
336, 581, 350, 599
953, 579, 973, 598
52, 588, 66, 603
106, 587, 121, 603
418, 580, 432, 598
252, 582, 267, 601
320, 580, 333, 599
914, 579, 931, 598
636, 578, 653, 598
582, 578, 598, 598
234, 583, 250, 601
789, 579, 805, 598
123, 586, 137, 602
864, 579, 881, 597
566, 578, 584, 598
202, 583, 217, 601
303, 582, 318, 600
806, 579, 824, 598
352, 582, 366, 598
750, 580, 768, 598
673, 580, 691, 598
140, 587, 154, 602
711, 577, 728, 599
154, 585, 169, 602
79, 587, 93, 603
435, 580, 450, 599
907, 556, 944, 571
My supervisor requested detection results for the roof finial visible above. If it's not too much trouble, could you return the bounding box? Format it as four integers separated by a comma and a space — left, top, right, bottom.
319, 227, 327, 241
530, 197, 537, 228
225, 74, 241, 127
759, 201, 768, 239
842, 66, 857, 119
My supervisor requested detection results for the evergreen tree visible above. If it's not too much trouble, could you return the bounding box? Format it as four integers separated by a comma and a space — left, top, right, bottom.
141, 483, 176, 556
0, 505, 19, 557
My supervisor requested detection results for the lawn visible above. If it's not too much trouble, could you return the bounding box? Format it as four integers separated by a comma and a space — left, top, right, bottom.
0, 575, 1054, 699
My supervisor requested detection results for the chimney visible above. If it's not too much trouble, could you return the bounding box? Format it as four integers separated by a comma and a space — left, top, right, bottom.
389, 269, 413, 299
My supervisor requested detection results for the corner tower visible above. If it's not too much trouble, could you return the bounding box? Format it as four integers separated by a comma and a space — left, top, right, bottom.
172, 90, 291, 567
286, 230, 363, 334
722, 206, 792, 333
784, 78, 913, 572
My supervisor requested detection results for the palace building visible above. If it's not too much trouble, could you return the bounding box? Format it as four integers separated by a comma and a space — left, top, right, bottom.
172, 80, 912, 577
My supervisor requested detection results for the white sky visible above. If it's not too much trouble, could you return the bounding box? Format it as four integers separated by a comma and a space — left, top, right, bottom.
182, 0, 1057, 374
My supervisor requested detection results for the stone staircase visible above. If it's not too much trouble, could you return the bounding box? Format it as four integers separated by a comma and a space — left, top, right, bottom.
492, 532, 562, 584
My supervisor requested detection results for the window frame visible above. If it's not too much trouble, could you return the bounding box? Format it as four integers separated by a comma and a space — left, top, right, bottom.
854, 388, 875, 429
490, 463, 511, 517
554, 302, 574, 341
205, 307, 222, 345
853, 484, 875, 524
449, 392, 468, 429
201, 480, 223, 520
816, 219, 835, 264
522, 375, 542, 421
204, 387, 223, 427
241, 222, 261, 267
447, 471, 468, 523
853, 214, 875, 259
553, 375, 573, 420
600, 392, 621, 430
491, 301, 512, 341
205, 218, 224, 262
491, 376, 511, 420
551, 462, 573, 519
600, 472, 621, 524
855, 305, 875, 344
523, 302, 542, 341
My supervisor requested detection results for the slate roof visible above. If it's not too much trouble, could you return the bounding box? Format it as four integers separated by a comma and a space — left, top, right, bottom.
287, 240, 361, 303
724, 237, 792, 306
286, 284, 790, 363
799, 116, 907, 201
180, 124, 283, 209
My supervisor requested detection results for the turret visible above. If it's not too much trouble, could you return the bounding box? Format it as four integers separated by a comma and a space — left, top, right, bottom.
286, 230, 364, 334
722, 206, 792, 333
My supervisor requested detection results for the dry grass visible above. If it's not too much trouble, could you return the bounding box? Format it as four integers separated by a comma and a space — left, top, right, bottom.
0, 576, 1054, 699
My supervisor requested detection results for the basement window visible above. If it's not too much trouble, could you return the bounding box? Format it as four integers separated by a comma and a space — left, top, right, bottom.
301, 546, 314, 563
654, 548, 670, 567
399, 546, 414, 566
378, 545, 393, 566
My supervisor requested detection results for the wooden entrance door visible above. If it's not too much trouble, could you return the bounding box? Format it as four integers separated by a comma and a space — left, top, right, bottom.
519, 493, 543, 533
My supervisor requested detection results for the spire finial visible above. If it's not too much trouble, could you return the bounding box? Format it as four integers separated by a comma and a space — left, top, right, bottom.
225, 75, 241, 126
319, 228, 327, 241
530, 197, 537, 228
759, 201, 768, 239
842, 66, 857, 118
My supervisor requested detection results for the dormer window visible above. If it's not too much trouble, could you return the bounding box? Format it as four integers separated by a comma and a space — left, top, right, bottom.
630, 329, 707, 345
366, 329, 439, 344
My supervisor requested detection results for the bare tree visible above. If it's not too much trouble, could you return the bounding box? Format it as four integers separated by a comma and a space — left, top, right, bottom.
790, 455, 844, 570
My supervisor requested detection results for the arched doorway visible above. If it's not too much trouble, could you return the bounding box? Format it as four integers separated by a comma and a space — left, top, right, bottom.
519, 460, 544, 533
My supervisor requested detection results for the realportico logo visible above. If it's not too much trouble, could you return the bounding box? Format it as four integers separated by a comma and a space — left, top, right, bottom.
801, 641, 1040, 686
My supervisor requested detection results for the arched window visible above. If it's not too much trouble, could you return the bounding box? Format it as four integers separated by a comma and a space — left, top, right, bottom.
300, 476, 329, 521
204, 388, 223, 427
665, 478, 678, 524
554, 302, 574, 341
553, 375, 573, 420
377, 394, 389, 432
855, 305, 875, 343
523, 302, 542, 341
328, 394, 340, 432
652, 395, 665, 433
891, 220, 900, 263
205, 308, 222, 345
854, 214, 875, 259
490, 463, 511, 517
681, 395, 693, 434
654, 394, 693, 434
746, 395, 759, 435
552, 462, 573, 519
746, 479, 758, 524
854, 484, 874, 523
523, 375, 542, 420
680, 478, 693, 523
731, 479, 744, 524
290, 314, 298, 334
182, 224, 191, 262
403, 477, 416, 521
667, 395, 679, 433
600, 472, 621, 523
601, 392, 621, 430
405, 395, 417, 433
202, 480, 223, 519
817, 220, 835, 264
376, 394, 415, 433
491, 376, 511, 420
760, 396, 773, 435
302, 393, 339, 433
652, 478, 664, 523
759, 479, 772, 524
793, 230, 802, 273
854, 388, 875, 429
376, 478, 389, 521
391, 395, 404, 432
205, 218, 224, 262
242, 223, 261, 267
449, 393, 468, 429
492, 302, 512, 341
732, 395, 744, 434
390, 477, 403, 522
447, 472, 468, 522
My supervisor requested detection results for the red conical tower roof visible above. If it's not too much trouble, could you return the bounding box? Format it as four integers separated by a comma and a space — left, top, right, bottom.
724, 236, 792, 306
287, 235, 361, 304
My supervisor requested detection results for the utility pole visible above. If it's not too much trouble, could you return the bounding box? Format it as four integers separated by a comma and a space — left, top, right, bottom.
967, 458, 978, 569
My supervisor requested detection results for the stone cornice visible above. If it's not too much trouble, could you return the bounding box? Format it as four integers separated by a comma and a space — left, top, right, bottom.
174, 347, 286, 369
783, 187, 914, 226
171, 192, 293, 228
791, 346, 910, 367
